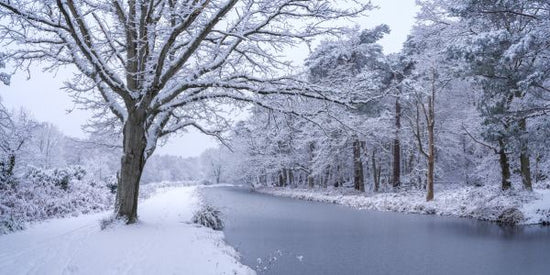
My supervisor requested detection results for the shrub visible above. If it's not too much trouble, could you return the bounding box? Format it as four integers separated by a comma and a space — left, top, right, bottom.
1, 166, 114, 234
497, 208, 525, 225
192, 205, 224, 230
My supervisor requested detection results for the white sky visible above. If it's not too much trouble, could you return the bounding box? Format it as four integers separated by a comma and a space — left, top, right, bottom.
0, 0, 418, 158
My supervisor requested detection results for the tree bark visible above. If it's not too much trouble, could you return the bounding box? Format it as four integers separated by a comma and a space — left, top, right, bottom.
518, 118, 532, 191
334, 165, 341, 188
372, 149, 379, 192
498, 138, 512, 191
308, 142, 315, 188
288, 169, 294, 187
307, 175, 314, 188
353, 138, 365, 192
426, 94, 435, 202
278, 169, 286, 187
323, 165, 330, 188
392, 98, 401, 188
426, 129, 435, 201
116, 112, 147, 224
6, 153, 15, 178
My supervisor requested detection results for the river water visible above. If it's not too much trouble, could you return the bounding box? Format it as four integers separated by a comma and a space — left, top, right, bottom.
202, 186, 550, 275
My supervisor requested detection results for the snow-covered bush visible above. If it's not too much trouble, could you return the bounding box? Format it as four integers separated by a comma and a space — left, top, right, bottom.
497, 208, 524, 225
0, 166, 114, 234
192, 205, 224, 231
23, 165, 87, 191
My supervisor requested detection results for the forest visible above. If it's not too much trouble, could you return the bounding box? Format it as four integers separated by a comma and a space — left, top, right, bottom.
207, 1, 550, 203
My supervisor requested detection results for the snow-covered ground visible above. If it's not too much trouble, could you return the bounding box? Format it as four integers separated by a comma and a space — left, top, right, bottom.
256, 185, 550, 225
0, 186, 254, 274
522, 189, 550, 225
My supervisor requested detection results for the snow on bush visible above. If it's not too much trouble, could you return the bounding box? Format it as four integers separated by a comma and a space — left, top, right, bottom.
0, 166, 114, 234
192, 205, 224, 231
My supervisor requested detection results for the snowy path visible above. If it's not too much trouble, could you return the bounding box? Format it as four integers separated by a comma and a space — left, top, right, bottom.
0, 186, 254, 275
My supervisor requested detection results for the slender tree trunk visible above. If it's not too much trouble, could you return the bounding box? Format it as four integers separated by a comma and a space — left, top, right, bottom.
278, 169, 286, 187
408, 150, 414, 175
334, 165, 341, 188
307, 175, 315, 188
518, 118, 532, 191
426, 94, 435, 202
392, 98, 401, 188
353, 138, 365, 192
116, 112, 148, 224
498, 138, 512, 191
288, 169, 294, 187
426, 129, 435, 201
372, 150, 379, 192
308, 142, 315, 188
260, 173, 267, 186
216, 168, 221, 184
323, 165, 330, 188
307, 175, 314, 188
6, 153, 15, 177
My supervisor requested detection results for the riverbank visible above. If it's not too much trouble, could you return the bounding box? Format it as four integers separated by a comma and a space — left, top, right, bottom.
256, 185, 550, 225
0, 186, 254, 274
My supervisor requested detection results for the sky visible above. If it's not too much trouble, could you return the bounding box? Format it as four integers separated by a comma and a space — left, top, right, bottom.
0, 0, 419, 158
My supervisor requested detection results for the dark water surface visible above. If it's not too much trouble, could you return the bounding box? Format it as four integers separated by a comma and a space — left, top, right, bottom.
202, 186, 550, 275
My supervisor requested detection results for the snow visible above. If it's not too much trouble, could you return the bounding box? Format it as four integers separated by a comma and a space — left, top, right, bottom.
256, 185, 550, 225
522, 189, 550, 225
0, 186, 255, 275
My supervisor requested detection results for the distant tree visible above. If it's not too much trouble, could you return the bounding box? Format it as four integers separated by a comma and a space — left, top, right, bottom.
31, 123, 66, 169
200, 148, 227, 184
306, 25, 392, 192
0, 104, 36, 186
401, 2, 470, 200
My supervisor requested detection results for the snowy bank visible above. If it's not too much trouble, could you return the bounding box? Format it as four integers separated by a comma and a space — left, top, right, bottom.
256, 185, 550, 225
0, 186, 254, 274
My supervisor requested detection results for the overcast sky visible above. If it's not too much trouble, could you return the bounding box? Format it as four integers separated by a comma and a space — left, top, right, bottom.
0, 0, 419, 158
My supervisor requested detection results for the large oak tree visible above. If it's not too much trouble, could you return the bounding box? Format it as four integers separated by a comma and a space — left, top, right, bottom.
0, 0, 369, 223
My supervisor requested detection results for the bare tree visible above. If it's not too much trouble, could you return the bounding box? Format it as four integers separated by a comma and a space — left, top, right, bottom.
0, 105, 36, 184
0, 0, 369, 223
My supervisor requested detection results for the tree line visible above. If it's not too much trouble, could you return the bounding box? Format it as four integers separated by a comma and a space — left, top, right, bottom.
214, 1, 550, 201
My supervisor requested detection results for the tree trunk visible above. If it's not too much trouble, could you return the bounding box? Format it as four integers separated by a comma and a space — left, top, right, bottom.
116, 113, 148, 224
334, 165, 341, 188
372, 150, 379, 192
6, 153, 15, 178
353, 138, 365, 192
518, 118, 532, 191
426, 133, 435, 201
278, 169, 286, 187
308, 142, 315, 188
498, 139, 512, 191
392, 98, 401, 188
323, 165, 330, 188
426, 94, 435, 202
288, 169, 294, 187
307, 175, 314, 188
